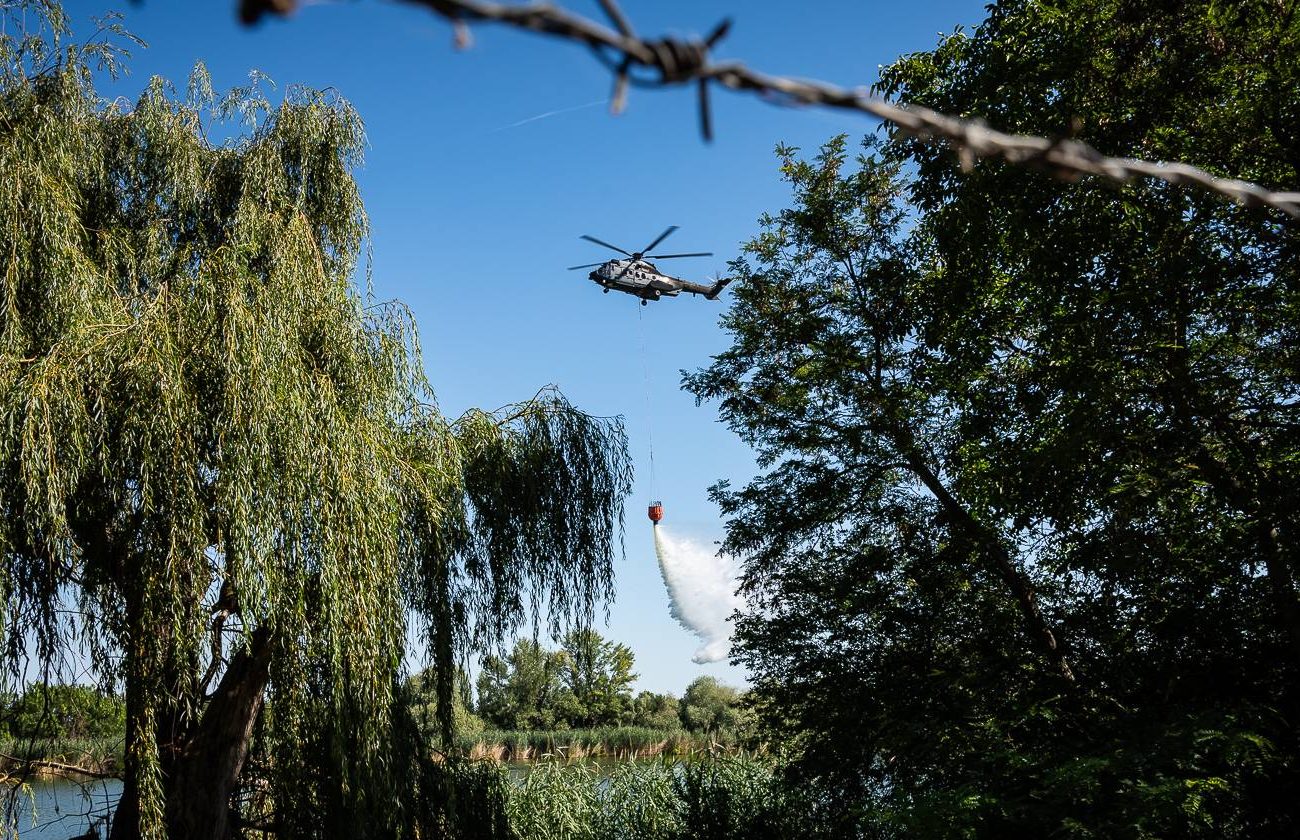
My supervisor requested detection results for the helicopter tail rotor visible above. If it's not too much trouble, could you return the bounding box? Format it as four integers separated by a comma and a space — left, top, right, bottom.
705, 276, 732, 300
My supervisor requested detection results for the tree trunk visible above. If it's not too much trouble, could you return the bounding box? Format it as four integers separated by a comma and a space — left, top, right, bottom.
110, 629, 273, 840
165, 628, 273, 840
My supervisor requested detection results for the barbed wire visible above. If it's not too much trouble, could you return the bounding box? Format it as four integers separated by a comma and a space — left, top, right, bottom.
238, 0, 1300, 218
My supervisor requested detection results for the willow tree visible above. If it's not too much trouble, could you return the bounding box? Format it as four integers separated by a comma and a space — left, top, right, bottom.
0, 6, 631, 839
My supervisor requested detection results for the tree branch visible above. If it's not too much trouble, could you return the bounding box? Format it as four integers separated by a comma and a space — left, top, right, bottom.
0, 753, 121, 780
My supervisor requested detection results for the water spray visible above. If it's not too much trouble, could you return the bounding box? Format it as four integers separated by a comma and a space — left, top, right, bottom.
652, 523, 744, 664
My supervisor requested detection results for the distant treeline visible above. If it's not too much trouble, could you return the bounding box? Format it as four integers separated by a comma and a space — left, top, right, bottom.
1, 683, 124, 740
405, 629, 753, 751
0, 684, 125, 775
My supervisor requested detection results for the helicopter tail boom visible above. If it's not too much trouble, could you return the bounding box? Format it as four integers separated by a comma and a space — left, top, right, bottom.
675, 276, 732, 300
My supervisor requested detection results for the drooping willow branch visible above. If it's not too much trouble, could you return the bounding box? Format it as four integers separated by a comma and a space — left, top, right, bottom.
237, 0, 1300, 218
0, 9, 636, 833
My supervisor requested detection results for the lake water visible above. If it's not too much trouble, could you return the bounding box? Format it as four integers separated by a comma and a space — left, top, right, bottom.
3, 778, 121, 839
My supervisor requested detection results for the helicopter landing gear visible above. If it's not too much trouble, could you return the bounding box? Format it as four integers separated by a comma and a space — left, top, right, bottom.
603, 288, 609, 293
640, 299, 648, 306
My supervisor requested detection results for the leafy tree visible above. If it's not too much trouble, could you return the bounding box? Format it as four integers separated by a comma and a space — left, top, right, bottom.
556, 628, 636, 727
678, 677, 742, 734
631, 691, 680, 730
476, 638, 569, 730
0, 6, 632, 839
406, 667, 484, 741
686, 0, 1300, 835
7, 683, 125, 739
476, 630, 637, 729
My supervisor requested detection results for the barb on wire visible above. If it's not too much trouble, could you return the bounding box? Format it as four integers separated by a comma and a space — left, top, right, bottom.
237, 0, 1300, 218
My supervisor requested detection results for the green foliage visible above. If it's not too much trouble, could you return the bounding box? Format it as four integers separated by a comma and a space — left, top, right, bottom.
384, 720, 518, 840
5, 683, 124, 739
631, 691, 681, 730
590, 760, 680, 840
0, 5, 632, 837
477, 639, 572, 731
0, 734, 123, 772
507, 759, 602, 840
407, 667, 485, 741
556, 629, 637, 728
678, 677, 743, 735
686, 1, 1300, 836
502, 756, 823, 840
476, 630, 636, 730
670, 758, 812, 840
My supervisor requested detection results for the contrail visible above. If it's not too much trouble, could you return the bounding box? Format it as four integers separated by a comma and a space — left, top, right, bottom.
487, 99, 607, 133
652, 526, 745, 664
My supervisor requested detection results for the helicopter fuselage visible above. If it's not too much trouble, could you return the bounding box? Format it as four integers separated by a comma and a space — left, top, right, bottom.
589, 259, 681, 300
589, 260, 727, 303
569, 227, 731, 304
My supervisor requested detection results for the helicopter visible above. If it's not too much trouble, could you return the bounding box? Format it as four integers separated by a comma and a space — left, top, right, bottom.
568, 226, 731, 305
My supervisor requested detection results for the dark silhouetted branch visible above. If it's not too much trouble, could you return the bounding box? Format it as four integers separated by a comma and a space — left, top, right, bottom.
236, 0, 1300, 217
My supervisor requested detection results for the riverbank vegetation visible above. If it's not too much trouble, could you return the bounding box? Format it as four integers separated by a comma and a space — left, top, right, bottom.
501, 755, 820, 840
0, 736, 121, 778
1, 685, 124, 742
465, 633, 751, 736
404, 631, 756, 761
0, 685, 125, 777
396, 754, 822, 840
455, 726, 747, 762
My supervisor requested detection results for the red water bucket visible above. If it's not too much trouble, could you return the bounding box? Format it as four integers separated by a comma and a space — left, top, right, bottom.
647, 501, 664, 524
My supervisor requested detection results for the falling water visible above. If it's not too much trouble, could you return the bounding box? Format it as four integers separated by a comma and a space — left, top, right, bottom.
652, 526, 745, 664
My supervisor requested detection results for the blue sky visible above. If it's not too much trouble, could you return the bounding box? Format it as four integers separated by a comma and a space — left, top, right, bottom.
66, 0, 987, 694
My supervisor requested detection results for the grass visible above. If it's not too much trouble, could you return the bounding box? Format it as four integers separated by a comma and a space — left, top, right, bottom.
454, 727, 747, 762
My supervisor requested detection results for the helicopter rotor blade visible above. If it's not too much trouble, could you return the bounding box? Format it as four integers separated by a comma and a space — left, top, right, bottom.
580, 235, 633, 257
568, 262, 606, 270
644, 252, 712, 260
639, 226, 679, 256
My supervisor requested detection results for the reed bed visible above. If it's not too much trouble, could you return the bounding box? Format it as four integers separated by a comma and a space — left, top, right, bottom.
456, 727, 744, 762
501, 754, 812, 840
